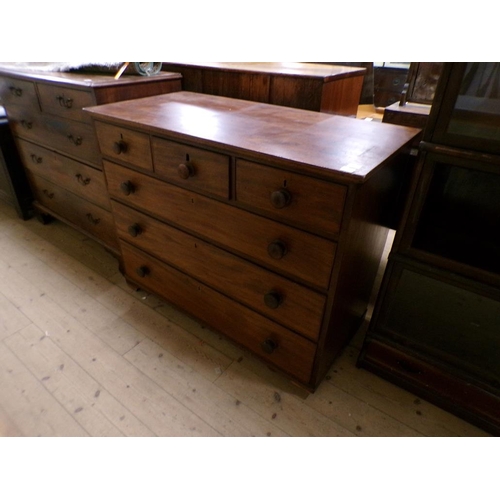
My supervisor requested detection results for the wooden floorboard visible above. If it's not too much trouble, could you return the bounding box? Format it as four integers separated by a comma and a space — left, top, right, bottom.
0, 199, 490, 437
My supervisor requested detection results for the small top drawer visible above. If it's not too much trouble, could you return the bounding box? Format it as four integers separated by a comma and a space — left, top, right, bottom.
37, 82, 94, 122
235, 159, 347, 237
94, 121, 152, 171
0, 77, 39, 111
152, 137, 230, 198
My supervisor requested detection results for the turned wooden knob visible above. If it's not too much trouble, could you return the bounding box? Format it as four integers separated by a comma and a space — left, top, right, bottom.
120, 180, 135, 195
264, 292, 283, 309
128, 223, 142, 237
267, 240, 288, 260
178, 162, 194, 179
135, 266, 150, 278
270, 188, 291, 208
261, 338, 278, 354
113, 140, 128, 154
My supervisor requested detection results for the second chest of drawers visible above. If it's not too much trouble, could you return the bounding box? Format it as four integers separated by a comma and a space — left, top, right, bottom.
0, 66, 182, 252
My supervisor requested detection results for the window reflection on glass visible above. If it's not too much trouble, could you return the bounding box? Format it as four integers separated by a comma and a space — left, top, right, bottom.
447, 62, 500, 141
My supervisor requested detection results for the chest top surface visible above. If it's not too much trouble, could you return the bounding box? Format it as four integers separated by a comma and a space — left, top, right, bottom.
0, 66, 181, 89
163, 62, 367, 81
85, 92, 420, 182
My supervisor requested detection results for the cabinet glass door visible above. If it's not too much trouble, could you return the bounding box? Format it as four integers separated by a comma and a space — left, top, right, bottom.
411, 154, 500, 275
431, 63, 500, 153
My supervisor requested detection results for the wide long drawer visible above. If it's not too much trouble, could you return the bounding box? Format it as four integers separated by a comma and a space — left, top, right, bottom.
17, 139, 110, 210
9, 111, 101, 166
104, 160, 336, 289
121, 241, 317, 384
113, 201, 326, 340
28, 174, 118, 251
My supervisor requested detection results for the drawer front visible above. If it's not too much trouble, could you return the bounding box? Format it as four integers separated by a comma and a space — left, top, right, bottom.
235, 159, 346, 237
28, 174, 118, 250
37, 82, 94, 122
94, 120, 152, 171
10, 112, 101, 165
113, 201, 326, 340
17, 139, 110, 210
105, 160, 336, 289
0, 77, 39, 111
121, 241, 317, 384
360, 339, 500, 433
152, 136, 230, 198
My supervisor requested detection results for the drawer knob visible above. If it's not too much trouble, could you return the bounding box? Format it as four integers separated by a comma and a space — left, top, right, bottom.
9, 86, 22, 97
86, 213, 101, 225
21, 120, 33, 130
264, 292, 283, 309
75, 174, 91, 186
56, 95, 73, 108
128, 223, 142, 237
261, 338, 278, 354
67, 134, 82, 146
178, 162, 194, 179
270, 188, 291, 208
113, 140, 128, 155
31, 154, 42, 164
120, 180, 135, 196
267, 240, 288, 260
136, 266, 150, 278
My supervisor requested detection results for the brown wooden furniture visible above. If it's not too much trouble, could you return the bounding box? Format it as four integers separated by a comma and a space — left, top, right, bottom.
161, 62, 366, 116
358, 63, 500, 435
383, 63, 444, 130
0, 66, 182, 253
373, 64, 409, 108
85, 91, 419, 389
0, 105, 32, 219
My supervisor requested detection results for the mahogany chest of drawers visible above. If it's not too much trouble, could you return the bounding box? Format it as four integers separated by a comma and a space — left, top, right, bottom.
0, 66, 182, 252
85, 91, 420, 389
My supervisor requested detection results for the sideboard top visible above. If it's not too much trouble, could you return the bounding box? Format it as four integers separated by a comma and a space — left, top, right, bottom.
85, 91, 420, 182
163, 62, 366, 81
0, 64, 181, 88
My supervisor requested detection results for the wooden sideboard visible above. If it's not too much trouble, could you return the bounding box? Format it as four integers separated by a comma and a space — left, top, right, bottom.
0, 66, 182, 252
161, 62, 366, 117
85, 91, 419, 389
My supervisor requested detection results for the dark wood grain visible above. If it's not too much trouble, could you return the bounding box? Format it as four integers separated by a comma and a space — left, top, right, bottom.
104, 160, 337, 289
112, 200, 326, 340
121, 241, 317, 384
161, 62, 366, 116
86, 92, 419, 182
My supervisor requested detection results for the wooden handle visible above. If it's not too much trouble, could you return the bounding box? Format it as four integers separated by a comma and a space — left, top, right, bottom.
261, 338, 278, 354
113, 140, 128, 154
267, 240, 287, 260
136, 266, 150, 278
120, 180, 135, 196
128, 223, 142, 237
264, 292, 283, 309
270, 188, 291, 208
178, 162, 194, 179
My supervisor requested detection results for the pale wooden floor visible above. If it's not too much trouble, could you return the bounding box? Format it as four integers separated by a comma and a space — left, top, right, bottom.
0, 194, 491, 437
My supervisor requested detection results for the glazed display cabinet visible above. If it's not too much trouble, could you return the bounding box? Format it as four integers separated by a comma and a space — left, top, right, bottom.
359, 62, 500, 435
